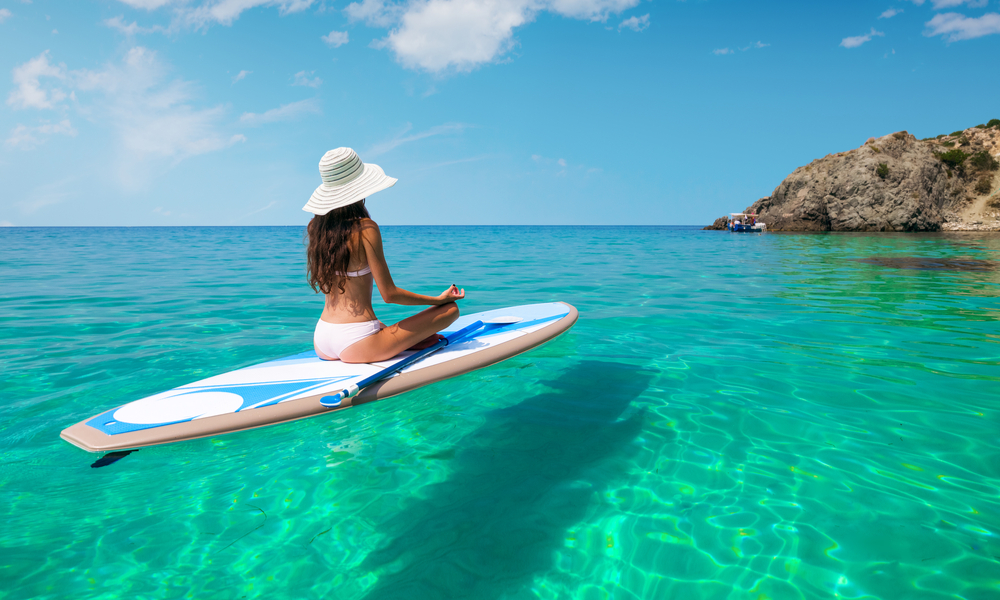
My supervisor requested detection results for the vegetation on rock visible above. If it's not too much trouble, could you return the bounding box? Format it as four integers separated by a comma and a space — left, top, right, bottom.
988, 119, 1000, 129
975, 177, 993, 195
876, 163, 889, 179
936, 149, 969, 169
969, 150, 999, 172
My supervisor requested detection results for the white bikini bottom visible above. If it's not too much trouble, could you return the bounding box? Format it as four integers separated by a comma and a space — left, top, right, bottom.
314, 319, 383, 360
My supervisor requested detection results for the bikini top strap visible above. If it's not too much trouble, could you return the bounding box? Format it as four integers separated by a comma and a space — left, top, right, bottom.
334, 265, 372, 278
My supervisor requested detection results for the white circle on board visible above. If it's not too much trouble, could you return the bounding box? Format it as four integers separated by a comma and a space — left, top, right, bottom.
485, 316, 522, 325
114, 391, 244, 425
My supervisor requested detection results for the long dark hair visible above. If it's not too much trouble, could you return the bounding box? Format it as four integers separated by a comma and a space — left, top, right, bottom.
306, 200, 371, 294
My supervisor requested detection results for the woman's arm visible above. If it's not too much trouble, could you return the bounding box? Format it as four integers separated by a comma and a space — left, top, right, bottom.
360, 220, 465, 306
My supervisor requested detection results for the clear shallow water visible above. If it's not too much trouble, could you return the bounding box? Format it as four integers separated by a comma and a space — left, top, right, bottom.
2, 226, 999, 600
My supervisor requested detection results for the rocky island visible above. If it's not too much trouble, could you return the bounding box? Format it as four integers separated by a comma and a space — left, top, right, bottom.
709, 120, 1000, 231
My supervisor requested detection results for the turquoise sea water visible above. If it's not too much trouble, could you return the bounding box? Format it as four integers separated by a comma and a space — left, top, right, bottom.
2, 226, 999, 600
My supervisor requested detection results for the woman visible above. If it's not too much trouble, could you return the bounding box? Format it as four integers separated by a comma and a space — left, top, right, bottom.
304, 148, 464, 364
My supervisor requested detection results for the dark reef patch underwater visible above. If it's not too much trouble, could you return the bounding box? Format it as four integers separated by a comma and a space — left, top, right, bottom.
856, 256, 997, 271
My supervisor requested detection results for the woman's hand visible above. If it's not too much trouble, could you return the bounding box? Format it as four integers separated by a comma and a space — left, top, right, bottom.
436, 284, 465, 304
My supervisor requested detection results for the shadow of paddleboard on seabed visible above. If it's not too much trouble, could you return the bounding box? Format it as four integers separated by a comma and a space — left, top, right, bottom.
356, 361, 653, 600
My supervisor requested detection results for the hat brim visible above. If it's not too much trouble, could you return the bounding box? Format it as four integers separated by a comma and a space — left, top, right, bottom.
302, 163, 397, 215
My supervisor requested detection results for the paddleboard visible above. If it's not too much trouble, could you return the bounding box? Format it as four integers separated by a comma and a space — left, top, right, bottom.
61, 302, 577, 452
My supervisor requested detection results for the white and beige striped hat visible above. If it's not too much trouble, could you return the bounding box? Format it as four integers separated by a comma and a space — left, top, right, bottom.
302, 147, 397, 215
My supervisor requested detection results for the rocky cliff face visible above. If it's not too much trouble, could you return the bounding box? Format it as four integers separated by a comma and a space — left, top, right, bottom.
740, 126, 1000, 231
703, 216, 728, 230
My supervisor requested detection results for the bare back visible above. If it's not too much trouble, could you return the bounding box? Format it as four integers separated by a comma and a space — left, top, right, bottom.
319, 224, 376, 324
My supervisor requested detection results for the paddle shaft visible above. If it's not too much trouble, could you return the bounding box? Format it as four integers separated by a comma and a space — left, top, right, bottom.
320, 320, 485, 408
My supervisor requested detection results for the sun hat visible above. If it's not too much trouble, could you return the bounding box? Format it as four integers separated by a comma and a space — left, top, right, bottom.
302, 147, 397, 215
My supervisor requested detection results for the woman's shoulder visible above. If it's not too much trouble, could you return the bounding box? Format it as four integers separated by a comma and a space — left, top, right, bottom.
358, 218, 381, 240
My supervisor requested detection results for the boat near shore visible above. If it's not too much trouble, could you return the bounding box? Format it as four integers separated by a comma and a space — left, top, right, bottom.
728, 212, 766, 233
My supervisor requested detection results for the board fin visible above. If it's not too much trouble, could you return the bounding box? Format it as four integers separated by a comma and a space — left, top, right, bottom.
91, 450, 135, 468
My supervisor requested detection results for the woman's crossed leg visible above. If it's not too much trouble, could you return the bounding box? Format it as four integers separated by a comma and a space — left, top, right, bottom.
338, 302, 460, 364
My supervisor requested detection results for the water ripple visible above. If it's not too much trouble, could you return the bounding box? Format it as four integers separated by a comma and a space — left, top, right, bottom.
1, 227, 999, 599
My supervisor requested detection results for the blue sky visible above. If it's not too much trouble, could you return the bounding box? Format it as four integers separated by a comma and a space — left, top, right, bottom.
2, 0, 999, 226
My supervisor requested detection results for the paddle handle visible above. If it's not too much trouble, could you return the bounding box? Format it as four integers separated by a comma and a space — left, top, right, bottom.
320, 320, 484, 408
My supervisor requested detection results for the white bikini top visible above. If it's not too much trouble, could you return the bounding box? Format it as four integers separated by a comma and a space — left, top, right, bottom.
335, 265, 371, 278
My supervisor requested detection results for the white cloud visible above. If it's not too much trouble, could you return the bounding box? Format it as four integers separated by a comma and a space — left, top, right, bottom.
179, 0, 316, 28
547, 0, 639, 21
322, 30, 349, 47
618, 14, 648, 32
292, 70, 322, 87
382, 0, 536, 73
0, 8, 12, 22
840, 27, 885, 48
105, 15, 166, 35
366, 122, 469, 156
239, 98, 321, 125
344, 0, 401, 26
715, 41, 769, 55
117, 0, 178, 8
925, 12, 1000, 41
74, 48, 244, 168
879, 8, 903, 18
911, 0, 988, 8
9, 46, 243, 188
113, 0, 317, 27
378, 0, 639, 73
531, 153, 595, 175
113, 0, 642, 73
5, 119, 76, 149
7, 51, 67, 110
232, 69, 251, 83
0, 221, 13, 227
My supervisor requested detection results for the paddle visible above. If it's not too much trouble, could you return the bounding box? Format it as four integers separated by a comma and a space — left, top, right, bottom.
320, 320, 487, 408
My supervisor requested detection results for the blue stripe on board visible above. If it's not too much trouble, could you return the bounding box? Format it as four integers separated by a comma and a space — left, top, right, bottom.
473, 313, 566, 338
